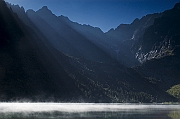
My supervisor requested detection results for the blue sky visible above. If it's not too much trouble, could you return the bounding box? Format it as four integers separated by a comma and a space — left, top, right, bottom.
4, 0, 180, 32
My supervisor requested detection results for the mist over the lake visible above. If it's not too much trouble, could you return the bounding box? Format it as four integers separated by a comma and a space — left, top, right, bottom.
1, 103, 179, 113
0, 103, 180, 119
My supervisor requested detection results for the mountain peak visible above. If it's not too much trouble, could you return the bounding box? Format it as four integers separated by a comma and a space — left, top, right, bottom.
132, 18, 139, 24
42, 6, 48, 10
173, 2, 180, 10
26, 9, 35, 14
59, 15, 70, 22
37, 6, 52, 14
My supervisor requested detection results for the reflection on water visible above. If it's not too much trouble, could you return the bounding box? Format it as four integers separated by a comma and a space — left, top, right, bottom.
168, 111, 180, 119
0, 103, 179, 119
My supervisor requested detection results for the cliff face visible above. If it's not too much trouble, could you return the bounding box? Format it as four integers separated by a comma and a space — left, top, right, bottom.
104, 13, 162, 66
134, 3, 180, 63
133, 3, 180, 100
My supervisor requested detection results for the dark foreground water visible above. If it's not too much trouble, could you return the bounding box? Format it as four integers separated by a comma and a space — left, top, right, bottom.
0, 103, 180, 119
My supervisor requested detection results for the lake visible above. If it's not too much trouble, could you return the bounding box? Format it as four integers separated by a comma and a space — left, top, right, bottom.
0, 103, 180, 119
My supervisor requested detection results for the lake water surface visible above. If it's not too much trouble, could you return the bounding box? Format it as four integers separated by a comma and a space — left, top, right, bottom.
0, 103, 180, 119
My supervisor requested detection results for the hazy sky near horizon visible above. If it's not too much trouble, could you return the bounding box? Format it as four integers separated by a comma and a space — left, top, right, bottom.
4, 0, 180, 32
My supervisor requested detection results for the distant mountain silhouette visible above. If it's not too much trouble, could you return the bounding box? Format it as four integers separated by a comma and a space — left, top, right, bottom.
1, 1, 180, 102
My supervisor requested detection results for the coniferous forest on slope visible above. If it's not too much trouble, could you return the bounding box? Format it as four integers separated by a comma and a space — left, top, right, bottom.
0, 0, 180, 103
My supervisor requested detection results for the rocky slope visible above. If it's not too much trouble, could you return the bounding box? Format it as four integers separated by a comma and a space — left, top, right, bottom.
133, 3, 180, 100
134, 3, 180, 63
106, 13, 162, 66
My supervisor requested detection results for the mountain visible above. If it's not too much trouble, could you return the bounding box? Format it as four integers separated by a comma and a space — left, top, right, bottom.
1, 1, 179, 102
61, 17, 116, 59
106, 13, 161, 42
106, 13, 162, 66
27, 6, 114, 63
133, 3, 180, 100
62, 12, 161, 67
0, 1, 82, 101
133, 3, 180, 63
7, 3, 160, 67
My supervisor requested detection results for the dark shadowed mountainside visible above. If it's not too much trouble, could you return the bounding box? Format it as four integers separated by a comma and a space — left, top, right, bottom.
133, 3, 180, 100
0, 0, 82, 101
133, 3, 180, 63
